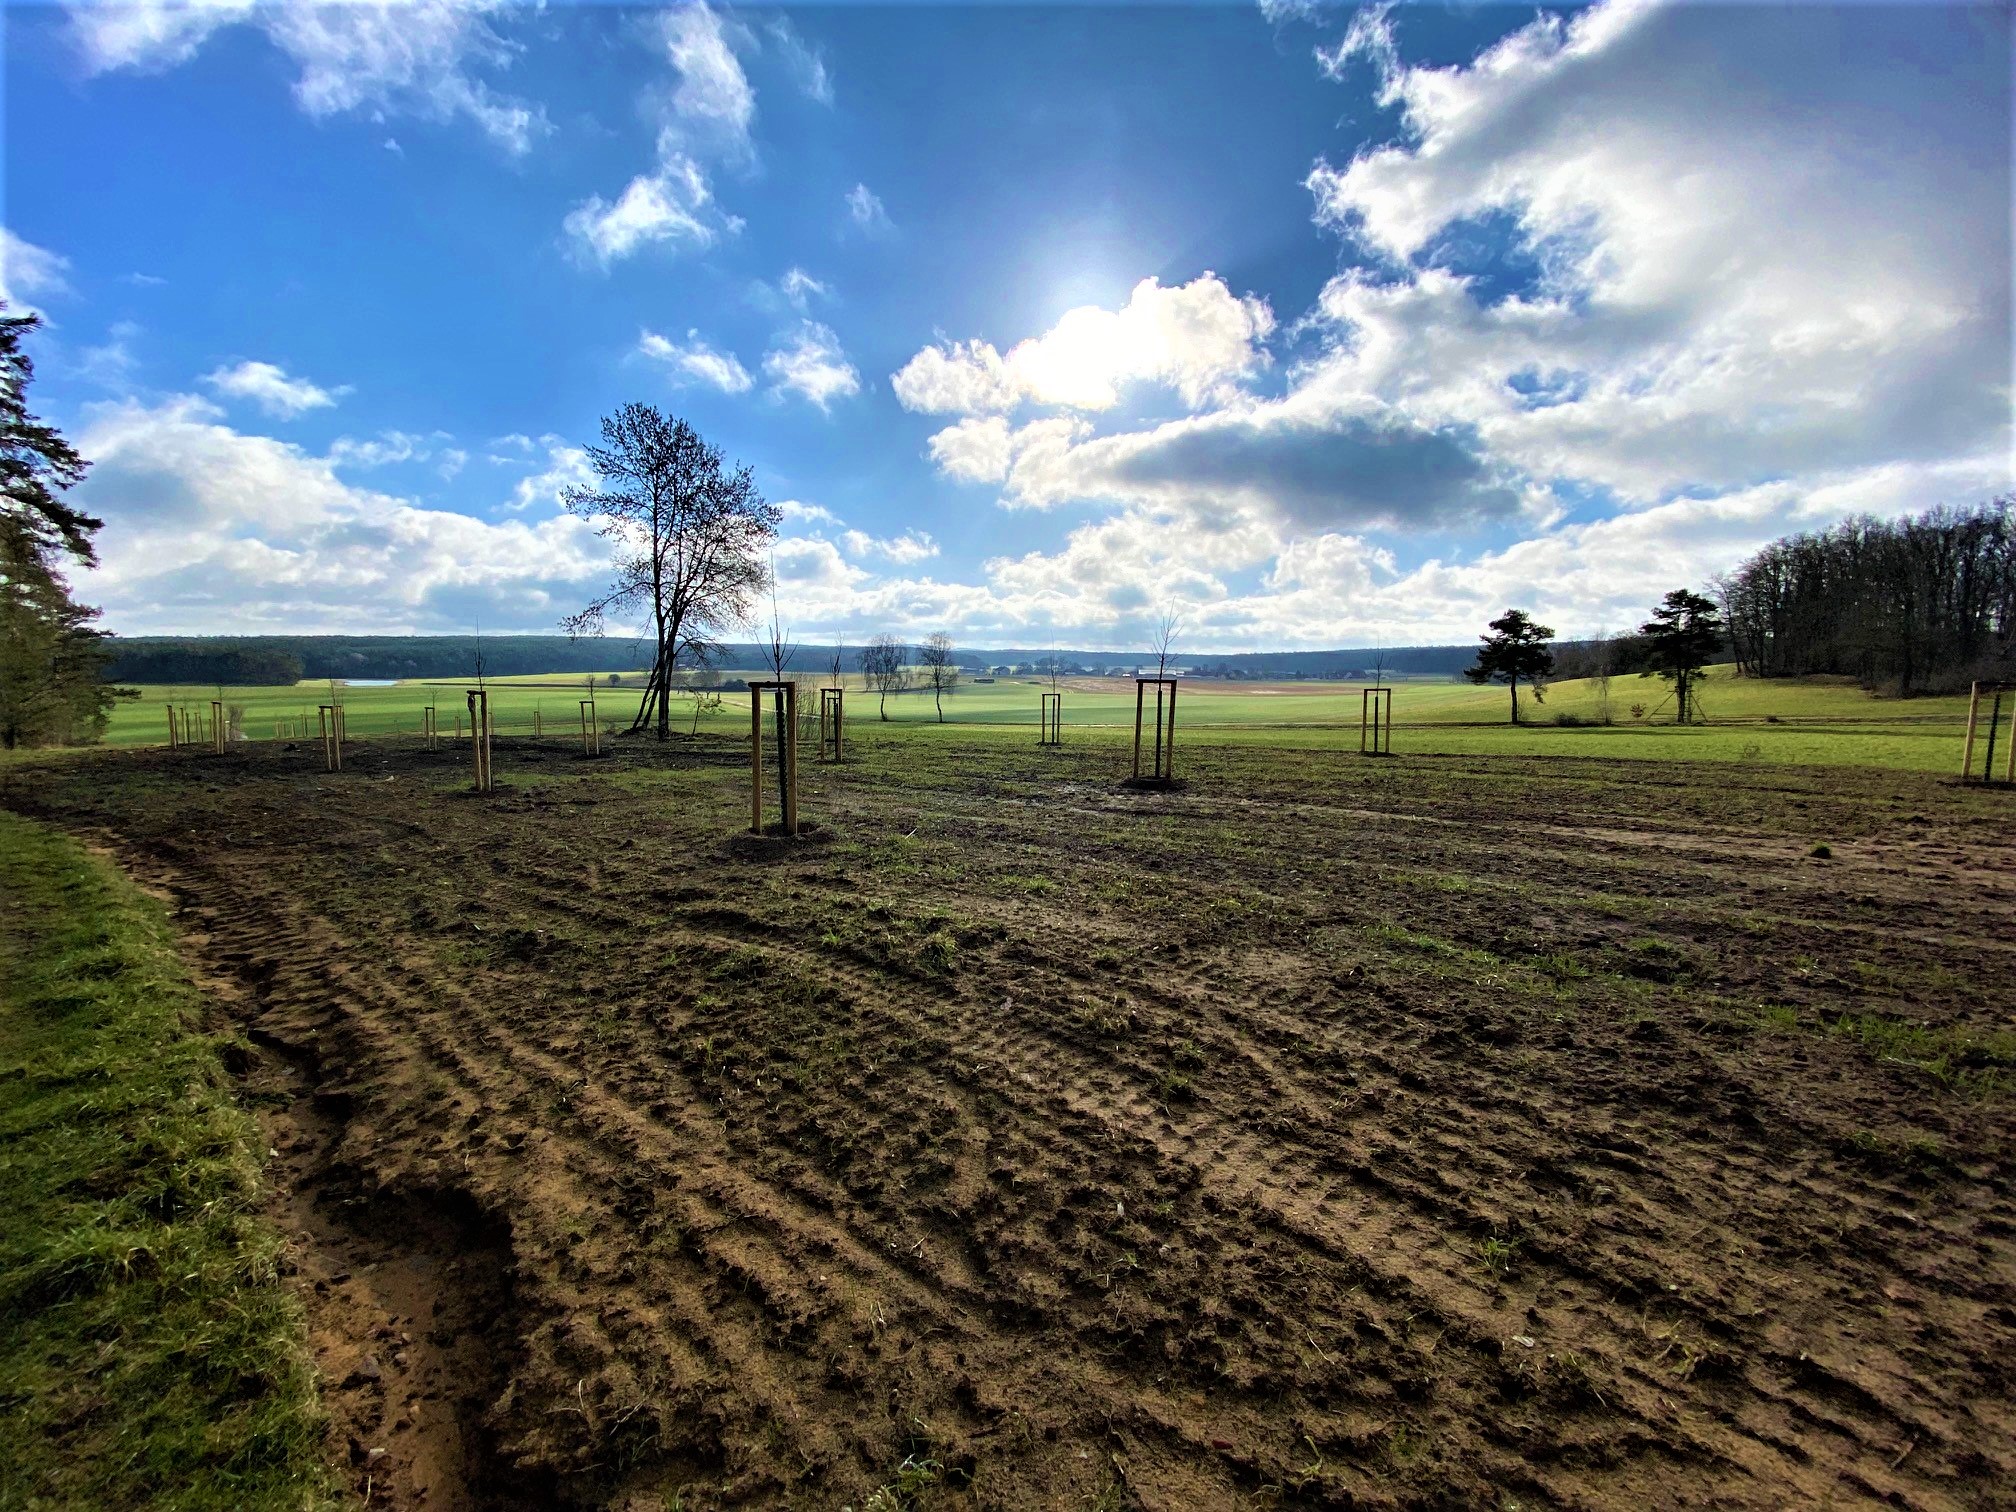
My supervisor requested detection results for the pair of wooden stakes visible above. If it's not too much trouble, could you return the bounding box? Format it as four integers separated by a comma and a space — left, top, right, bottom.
746, 684, 844, 834
1961, 681, 2016, 785
444, 691, 604, 791
164, 700, 228, 754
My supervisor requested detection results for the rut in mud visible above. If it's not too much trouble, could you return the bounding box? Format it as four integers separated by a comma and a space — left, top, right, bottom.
6, 732, 2014, 1509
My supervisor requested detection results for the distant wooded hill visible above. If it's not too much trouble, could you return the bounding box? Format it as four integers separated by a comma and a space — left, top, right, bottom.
102, 635, 1502, 685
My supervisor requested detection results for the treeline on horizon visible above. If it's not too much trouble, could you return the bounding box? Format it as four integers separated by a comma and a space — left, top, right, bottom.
102, 635, 1495, 685
1718, 498, 2014, 695
99, 497, 2014, 694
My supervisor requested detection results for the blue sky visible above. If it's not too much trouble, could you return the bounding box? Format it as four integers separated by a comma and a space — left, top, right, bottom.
4, 0, 2009, 648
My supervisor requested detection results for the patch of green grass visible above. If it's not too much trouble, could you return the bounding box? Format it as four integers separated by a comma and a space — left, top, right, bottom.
1827, 1010, 2016, 1094
996, 873, 1056, 896
1477, 1234, 1524, 1280
0, 813, 337, 1511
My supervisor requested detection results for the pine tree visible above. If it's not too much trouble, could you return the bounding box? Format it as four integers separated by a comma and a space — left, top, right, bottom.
1639, 589, 1725, 724
1463, 609, 1556, 724
0, 308, 126, 749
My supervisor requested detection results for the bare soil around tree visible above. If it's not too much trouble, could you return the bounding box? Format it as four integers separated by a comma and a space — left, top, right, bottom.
3, 732, 2012, 1510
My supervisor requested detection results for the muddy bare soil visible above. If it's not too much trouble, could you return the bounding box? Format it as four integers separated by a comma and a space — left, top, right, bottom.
7, 733, 2015, 1510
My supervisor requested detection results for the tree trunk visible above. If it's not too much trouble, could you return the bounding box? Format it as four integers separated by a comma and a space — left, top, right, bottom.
1509, 676, 1519, 725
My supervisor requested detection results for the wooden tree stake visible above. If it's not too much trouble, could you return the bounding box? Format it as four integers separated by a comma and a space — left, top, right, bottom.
318, 704, 342, 772
1131, 677, 1178, 783
819, 686, 844, 763
1361, 687, 1394, 755
748, 681, 800, 834
1039, 691, 1062, 747
467, 689, 492, 792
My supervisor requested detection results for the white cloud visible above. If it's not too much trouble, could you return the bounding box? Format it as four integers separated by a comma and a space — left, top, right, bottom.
71, 394, 612, 633
841, 528, 939, 565
63, 0, 254, 72
780, 266, 827, 313
1296, 0, 2009, 503
762, 321, 860, 409
926, 415, 1017, 485
1, 228, 72, 312
503, 440, 597, 514
69, 0, 548, 154
638, 328, 753, 394
845, 183, 892, 234
657, 1, 755, 159
893, 340, 1019, 416
204, 360, 349, 419
564, 155, 738, 265
765, 16, 832, 105
894, 275, 1275, 416
327, 429, 457, 470
777, 499, 840, 525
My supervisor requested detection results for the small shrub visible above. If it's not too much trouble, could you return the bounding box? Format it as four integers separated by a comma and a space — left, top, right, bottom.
1809, 843, 1832, 858
1630, 703, 1647, 720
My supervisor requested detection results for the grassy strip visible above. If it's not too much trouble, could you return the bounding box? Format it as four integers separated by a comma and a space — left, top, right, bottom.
0, 813, 337, 1512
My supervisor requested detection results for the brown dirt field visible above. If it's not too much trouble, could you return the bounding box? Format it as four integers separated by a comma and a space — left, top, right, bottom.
5, 732, 2015, 1510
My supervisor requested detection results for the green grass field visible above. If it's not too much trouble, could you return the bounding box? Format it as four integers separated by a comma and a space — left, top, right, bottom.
91, 664, 1999, 775
0, 815, 336, 1512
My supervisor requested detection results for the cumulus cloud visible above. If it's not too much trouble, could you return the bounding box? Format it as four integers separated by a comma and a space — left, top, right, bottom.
893, 340, 1019, 416
894, 275, 1275, 416
502, 440, 597, 514
1298, 0, 2010, 502
777, 499, 840, 525
1, 228, 72, 312
763, 322, 860, 409
68, 0, 548, 154
204, 360, 349, 419
925, 415, 1018, 484
69, 394, 612, 633
566, 3, 762, 265
638, 328, 753, 394
564, 154, 740, 265
996, 404, 1526, 532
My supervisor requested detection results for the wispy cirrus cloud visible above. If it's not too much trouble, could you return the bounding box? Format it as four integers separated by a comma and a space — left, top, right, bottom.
66, 0, 549, 154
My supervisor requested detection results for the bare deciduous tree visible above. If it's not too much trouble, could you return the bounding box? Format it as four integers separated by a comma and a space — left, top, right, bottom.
761, 570, 796, 816
1152, 606, 1182, 677
918, 632, 959, 722
562, 403, 779, 740
860, 635, 907, 720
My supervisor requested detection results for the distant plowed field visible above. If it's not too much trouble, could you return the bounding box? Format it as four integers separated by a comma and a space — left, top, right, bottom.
5, 731, 2013, 1509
